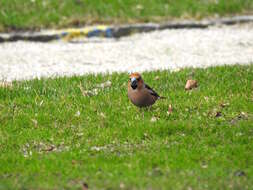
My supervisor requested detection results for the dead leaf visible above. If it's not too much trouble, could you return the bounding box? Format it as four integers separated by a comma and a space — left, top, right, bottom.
0, 81, 12, 88
96, 81, 111, 88
79, 83, 98, 97
150, 117, 157, 122
82, 182, 89, 190
234, 170, 246, 177
70, 19, 80, 26
185, 79, 198, 90
167, 104, 173, 115
154, 76, 160, 80
79, 83, 89, 96
72, 160, 77, 165
120, 183, 125, 189
220, 102, 229, 108
215, 111, 222, 118
149, 167, 163, 177
31, 119, 38, 127
230, 112, 250, 124
75, 110, 81, 117
76, 133, 84, 137
240, 112, 248, 117
42, 145, 55, 152
100, 112, 106, 118
91, 146, 104, 151
135, 4, 144, 10
39, 100, 44, 107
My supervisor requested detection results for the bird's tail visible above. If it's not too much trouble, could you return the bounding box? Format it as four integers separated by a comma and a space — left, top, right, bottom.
159, 96, 166, 99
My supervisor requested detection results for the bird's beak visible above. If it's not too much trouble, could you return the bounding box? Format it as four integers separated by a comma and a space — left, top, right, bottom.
130, 77, 138, 89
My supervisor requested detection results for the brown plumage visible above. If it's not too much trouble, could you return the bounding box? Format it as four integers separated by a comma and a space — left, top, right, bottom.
127, 72, 165, 107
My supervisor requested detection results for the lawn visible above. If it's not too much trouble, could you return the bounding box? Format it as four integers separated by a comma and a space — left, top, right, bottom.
0, 65, 253, 189
0, 0, 253, 31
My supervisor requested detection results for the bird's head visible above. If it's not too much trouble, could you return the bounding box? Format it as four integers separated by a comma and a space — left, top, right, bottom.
129, 72, 144, 90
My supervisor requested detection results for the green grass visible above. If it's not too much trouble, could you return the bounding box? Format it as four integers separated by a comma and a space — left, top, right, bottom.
0, 0, 253, 31
0, 65, 253, 189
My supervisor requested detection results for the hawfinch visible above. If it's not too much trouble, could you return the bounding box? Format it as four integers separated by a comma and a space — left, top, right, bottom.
128, 72, 165, 107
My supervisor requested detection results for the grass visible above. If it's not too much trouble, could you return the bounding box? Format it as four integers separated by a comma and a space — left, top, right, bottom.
0, 0, 253, 31
0, 64, 253, 189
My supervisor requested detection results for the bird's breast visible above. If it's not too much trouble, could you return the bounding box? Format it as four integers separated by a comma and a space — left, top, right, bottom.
128, 88, 156, 107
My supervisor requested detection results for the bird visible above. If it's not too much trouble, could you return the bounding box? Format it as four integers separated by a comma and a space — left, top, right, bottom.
128, 72, 165, 108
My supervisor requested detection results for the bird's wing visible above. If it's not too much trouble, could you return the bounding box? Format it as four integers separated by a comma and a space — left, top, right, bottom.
144, 83, 160, 98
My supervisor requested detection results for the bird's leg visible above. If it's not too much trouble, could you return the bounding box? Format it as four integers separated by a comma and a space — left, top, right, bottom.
138, 107, 145, 119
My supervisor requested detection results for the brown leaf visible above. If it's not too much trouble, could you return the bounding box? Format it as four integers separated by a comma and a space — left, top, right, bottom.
215, 111, 222, 118
220, 102, 229, 108
79, 83, 89, 96
31, 119, 38, 127
240, 112, 248, 117
42, 145, 55, 152
154, 76, 160, 80
0, 81, 13, 88
79, 83, 98, 97
167, 104, 173, 115
72, 160, 77, 165
100, 112, 106, 118
230, 112, 250, 124
135, 4, 144, 10
120, 183, 125, 189
185, 79, 198, 90
70, 19, 80, 26
75, 110, 81, 117
96, 81, 111, 88
82, 183, 89, 190
150, 117, 157, 122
